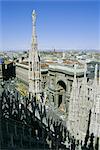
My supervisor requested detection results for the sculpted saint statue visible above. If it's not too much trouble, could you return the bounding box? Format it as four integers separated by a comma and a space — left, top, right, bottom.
32, 10, 36, 25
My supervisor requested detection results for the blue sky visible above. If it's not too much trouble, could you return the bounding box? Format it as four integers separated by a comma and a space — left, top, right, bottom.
0, 0, 100, 51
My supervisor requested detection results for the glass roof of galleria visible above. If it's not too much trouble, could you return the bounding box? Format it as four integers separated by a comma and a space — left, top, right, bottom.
49, 64, 85, 76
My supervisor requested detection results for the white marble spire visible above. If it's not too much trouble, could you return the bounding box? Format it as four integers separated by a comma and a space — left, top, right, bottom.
29, 10, 41, 96
99, 65, 100, 86
94, 64, 98, 87
67, 64, 79, 138
90, 64, 100, 139
93, 64, 98, 111
83, 63, 87, 95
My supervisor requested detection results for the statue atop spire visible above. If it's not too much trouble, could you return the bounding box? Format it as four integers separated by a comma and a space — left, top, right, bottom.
32, 10, 36, 23
32, 10, 36, 33
31, 10, 37, 50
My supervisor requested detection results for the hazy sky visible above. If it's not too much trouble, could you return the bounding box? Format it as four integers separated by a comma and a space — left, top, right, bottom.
0, 0, 100, 51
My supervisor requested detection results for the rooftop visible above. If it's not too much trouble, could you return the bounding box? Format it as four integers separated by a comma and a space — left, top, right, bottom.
49, 64, 85, 76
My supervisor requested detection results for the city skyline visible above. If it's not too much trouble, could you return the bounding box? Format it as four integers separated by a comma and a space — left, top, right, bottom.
0, 0, 100, 51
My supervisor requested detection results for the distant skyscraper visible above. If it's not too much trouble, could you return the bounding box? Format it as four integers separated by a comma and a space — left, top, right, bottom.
29, 10, 41, 96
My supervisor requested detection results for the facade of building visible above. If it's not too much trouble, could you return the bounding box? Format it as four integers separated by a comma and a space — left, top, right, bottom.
0, 59, 16, 81
16, 62, 48, 90
48, 64, 84, 110
2, 61, 16, 81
